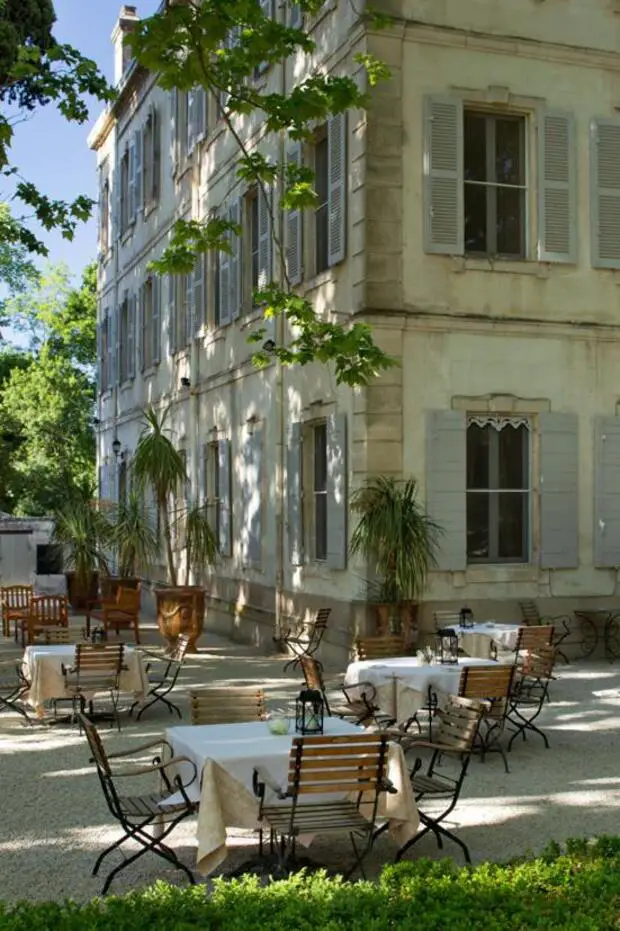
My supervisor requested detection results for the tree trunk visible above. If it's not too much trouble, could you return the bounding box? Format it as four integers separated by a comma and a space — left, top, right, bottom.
160, 499, 177, 586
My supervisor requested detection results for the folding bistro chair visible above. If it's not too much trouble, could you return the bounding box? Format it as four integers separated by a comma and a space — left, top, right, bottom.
507, 644, 557, 751
131, 634, 190, 721
300, 655, 395, 728
88, 586, 141, 644
0, 662, 33, 724
355, 635, 409, 660
519, 600, 590, 662
63, 643, 125, 731
25, 595, 69, 647
253, 732, 395, 878
1, 585, 32, 640
458, 664, 515, 773
395, 697, 484, 864
79, 713, 198, 895
279, 608, 331, 673
189, 687, 266, 725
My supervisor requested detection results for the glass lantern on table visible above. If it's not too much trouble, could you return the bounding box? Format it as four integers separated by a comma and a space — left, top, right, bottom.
295, 688, 324, 735
436, 628, 459, 665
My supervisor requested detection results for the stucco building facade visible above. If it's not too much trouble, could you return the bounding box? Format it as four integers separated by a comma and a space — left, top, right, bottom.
92, 1, 620, 662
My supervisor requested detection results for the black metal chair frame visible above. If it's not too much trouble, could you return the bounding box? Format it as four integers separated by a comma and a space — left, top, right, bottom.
278, 609, 331, 673
458, 665, 515, 775
131, 635, 190, 721
0, 663, 34, 725
507, 655, 555, 751
79, 712, 198, 895
63, 643, 125, 732
519, 600, 596, 662
299, 655, 394, 728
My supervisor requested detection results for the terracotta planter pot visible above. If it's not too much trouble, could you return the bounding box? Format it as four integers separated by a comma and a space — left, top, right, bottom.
99, 576, 140, 600
155, 586, 205, 652
65, 571, 99, 611
373, 601, 419, 649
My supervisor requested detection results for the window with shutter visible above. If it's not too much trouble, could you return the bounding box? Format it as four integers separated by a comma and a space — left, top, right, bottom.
258, 183, 272, 291
168, 273, 177, 355
96, 319, 103, 393
185, 272, 193, 345
193, 253, 205, 334
229, 199, 242, 320
128, 139, 137, 225
218, 210, 231, 326
287, 422, 304, 565
170, 88, 178, 176
152, 275, 161, 365
141, 279, 154, 370
591, 119, 620, 269
594, 417, 620, 566
327, 112, 346, 267
242, 426, 263, 565
133, 128, 143, 220
152, 108, 161, 202
326, 414, 347, 569
539, 412, 579, 568
314, 129, 329, 274
218, 439, 232, 556
119, 147, 130, 235
423, 96, 464, 255
286, 142, 303, 285
195, 87, 207, 142
255, 0, 274, 76
187, 89, 196, 154
137, 285, 144, 373
426, 410, 466, 571
538, 111, 576, 263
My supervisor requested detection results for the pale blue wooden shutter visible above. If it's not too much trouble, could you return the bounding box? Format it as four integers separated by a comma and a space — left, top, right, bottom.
258, 183, 272, 291
152, 107, 161, 201
591, 119, 620, 269
218, 439, 232, 556
170, 88, 178, 175
128, 293, 136, 379
187, 89, 196, 153
184, 272, 193, 345
594, 417, 620, 566
229, 199, 242, 319
152, 276, 161, 364
423, 96, 464, 255
137, 285, 145, 373
539, 413, 579, 568
133, 127, 143, 217
167, 273, 177, 354
96, 320, 103, 392
327, 112, 346, 266
128, 138, 137, 224
287, 421, 304, 565
111, 305, 119, 386
193, 254, 205, 334
326, 413, 347, 570
106, 309, 114, 388
289, 1, 302, 26
426, 410, 466, 571
242, 426, 263, 565
286, 141, 302, 285
218, 207, 231, 325
538, 111, 576, 263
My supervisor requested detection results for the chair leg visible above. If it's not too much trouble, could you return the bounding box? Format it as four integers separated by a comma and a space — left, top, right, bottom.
99, 816, 196, 895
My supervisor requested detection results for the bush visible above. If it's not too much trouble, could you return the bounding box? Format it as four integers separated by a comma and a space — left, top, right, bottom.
1, 837, 620, 930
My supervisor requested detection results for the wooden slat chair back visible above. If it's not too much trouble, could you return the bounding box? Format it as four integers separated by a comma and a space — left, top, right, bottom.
299, 655, 387, 727
458, 664, 515, 772
433, 610, 462, 631
514, 625, 554, 654
79, 713, 198, 894
519, 600, 579, 663
90, 585, 141, 644
355, 635, 408, 661
2, 584, 33, 639
507, 644, 557, 751
116, 587, 140, 613
43, 626, 71, 644
26, 595, 68, 646
64, 644, 125, 730
520, 643, 557, 681
518, 601, 540, 626
432, 696, 484, 752
254, 733, 392, 878
189, 687, 266, 725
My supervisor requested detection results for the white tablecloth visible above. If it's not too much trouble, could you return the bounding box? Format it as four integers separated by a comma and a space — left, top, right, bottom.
344, 656, 502, 723
457, 621, 521, 659
22, 644, 148, 711
166, 717, 420, 875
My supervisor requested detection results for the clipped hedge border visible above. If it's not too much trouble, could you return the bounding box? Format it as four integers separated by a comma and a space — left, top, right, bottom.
1, 837, 619, 930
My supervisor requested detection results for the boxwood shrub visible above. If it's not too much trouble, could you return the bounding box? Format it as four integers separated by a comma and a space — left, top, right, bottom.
1, 837, 619, 930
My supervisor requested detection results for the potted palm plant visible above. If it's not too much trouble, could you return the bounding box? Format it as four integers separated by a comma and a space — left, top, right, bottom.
349, 476, 441, 648
100, 489, 160, 600
54, 493, 111, 610
132, 405, 218, 651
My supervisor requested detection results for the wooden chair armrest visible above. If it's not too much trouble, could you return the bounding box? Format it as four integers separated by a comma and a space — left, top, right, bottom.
105, 738, 173, 760
253, 765, 287, 800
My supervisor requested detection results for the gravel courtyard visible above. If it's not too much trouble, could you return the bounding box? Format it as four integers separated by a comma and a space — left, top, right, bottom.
2, 624, 620, 904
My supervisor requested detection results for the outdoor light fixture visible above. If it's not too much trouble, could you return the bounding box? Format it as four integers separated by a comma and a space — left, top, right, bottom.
112, 438, 122, 458
295, 688, 324, 735
180, 376, 191, 388
436, 628, 459, 665
262, 338, 277, 354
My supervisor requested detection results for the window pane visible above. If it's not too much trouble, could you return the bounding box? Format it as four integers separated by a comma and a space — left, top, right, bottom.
467, 493, 489, 560
498, 492, 528, 560
496, 186, 525, 257
495, 118, 524, 186
464, 113, 487, 182
498, 425, 528, 489
464, 183, 488, 254
314, 423, 327, 492
315, 492, 328, 561
466, 424, 490, 489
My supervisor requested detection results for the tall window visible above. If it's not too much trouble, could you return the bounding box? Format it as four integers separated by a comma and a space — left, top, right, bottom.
120, 148, 130, 235
100, 177, 110, 254
207, 443, 220, 543
119, 296, 130, 383
313, 423, 328, 561
464, 112, 526, 259
314, 130, 329, 274
175, 273, 191, 348
142, 278, 154, 369
247, 187, 259, 308
100, 313, 110, 393
466, 419, 530, 563
142, 109, 160, 212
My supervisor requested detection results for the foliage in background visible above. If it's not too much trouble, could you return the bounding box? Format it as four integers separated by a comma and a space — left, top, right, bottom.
130, 0, 395, 388
350, 476, 441, 602
0, 838, 619, 929
53, 490, 111, 588
0, 261, 96, 514
0, 0, 114, 256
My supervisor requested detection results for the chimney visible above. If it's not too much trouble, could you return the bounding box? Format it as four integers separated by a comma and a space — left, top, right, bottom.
111, 5, 139, 85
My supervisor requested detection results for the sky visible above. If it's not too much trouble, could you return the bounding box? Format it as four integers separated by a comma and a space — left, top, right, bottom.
6, 0, 160, 280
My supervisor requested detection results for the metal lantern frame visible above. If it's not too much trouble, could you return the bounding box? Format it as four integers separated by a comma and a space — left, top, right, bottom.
295, 688, 324, 735
459, 606, 474, 629
436, 627, 459, 665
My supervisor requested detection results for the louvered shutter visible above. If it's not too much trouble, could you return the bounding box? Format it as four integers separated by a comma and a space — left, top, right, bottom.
229, 199, 242, 319
152, 276, 161, 364
539, 413, 579, 568
423, 96, 464, 255
538, 111, 576, 263
187, 89, 196, 153
193, 254, 205, 333
289, 1, 302, 26
185, 272, 193, 345
198, 444, 207, 506
112, 163, 121, 240
195, 87, 206, 142
128, 140, 137, 224
426, 410, 466, 571
287, 422, 304, 565
218, 439, 232, 556
128, 293, 136, 378
168, 273, 177, 354
134, 128, 143, 216
138, 285, 145, 372
258, 183, 272, 291
285, 142, 303, 285
106, 309, 114, 387
152, 108, 161, 202
327, 112, 346, 266
170, 88, 178, 175
242, 426, 263, 565
594, 417, 620, 566
96, 320, 103, 392
112, 305, 120, 386
326, 413, 347, 570
218, 208, 231, 326
591, 119, 620, 268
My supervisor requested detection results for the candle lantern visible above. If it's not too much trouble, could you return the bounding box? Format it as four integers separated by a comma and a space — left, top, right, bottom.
436, 628, 459, 665
295, 688, 324, 735
459, 606, 474, 629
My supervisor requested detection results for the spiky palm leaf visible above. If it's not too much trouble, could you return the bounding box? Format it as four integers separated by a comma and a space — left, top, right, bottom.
54, 494, 112, 587
349, 476, 441, 602
113, 489, 159, 577
184, 504, 219, 586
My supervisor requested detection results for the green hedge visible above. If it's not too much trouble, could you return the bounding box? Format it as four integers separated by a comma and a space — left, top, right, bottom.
1, 837, 620, 930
